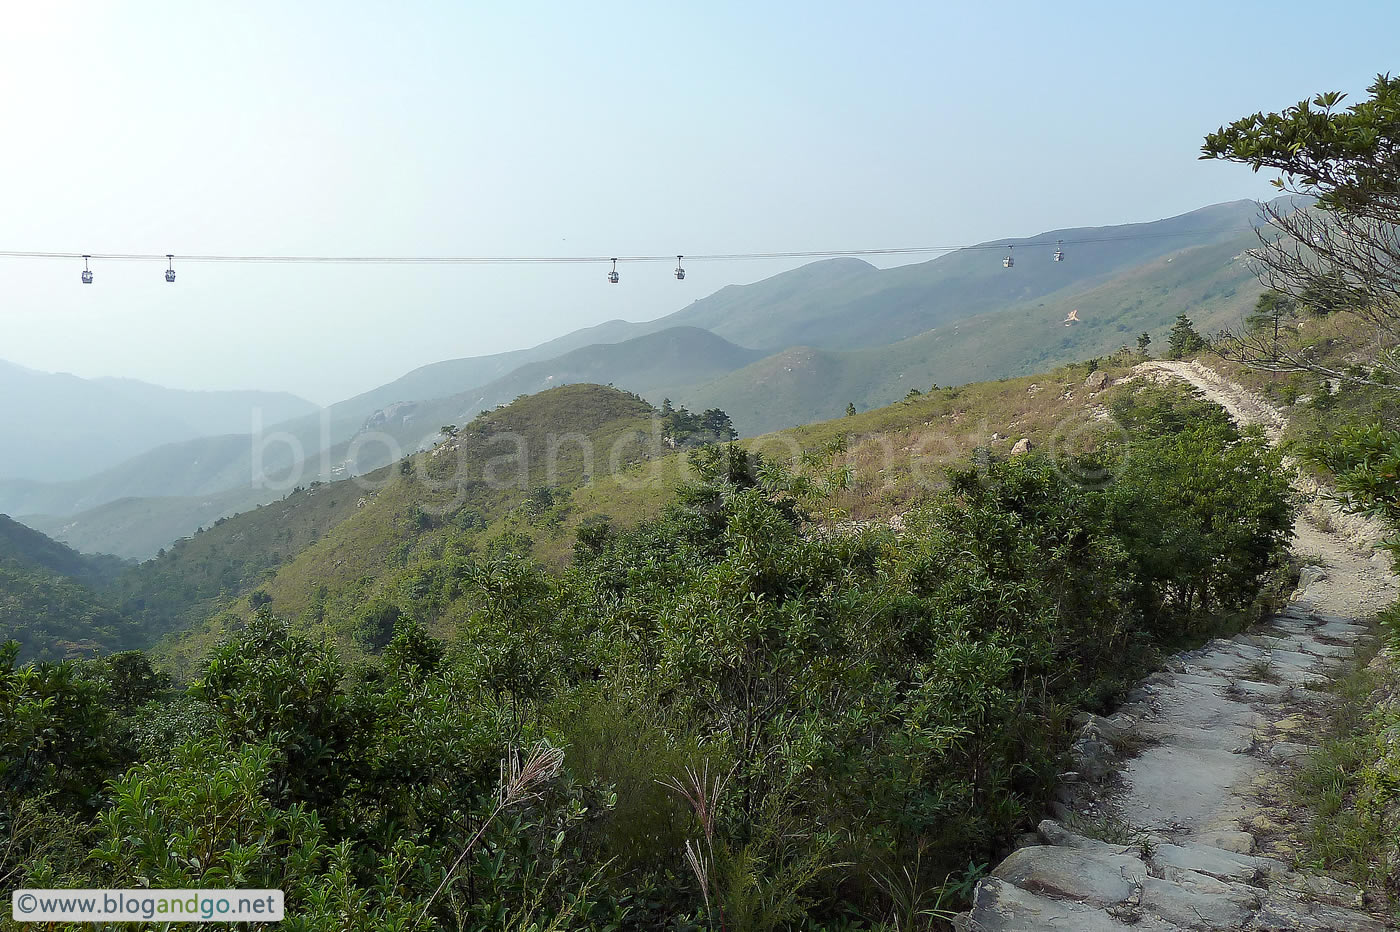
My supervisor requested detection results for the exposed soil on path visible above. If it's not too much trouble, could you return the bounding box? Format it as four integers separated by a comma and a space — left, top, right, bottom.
960, 360, 1398, 931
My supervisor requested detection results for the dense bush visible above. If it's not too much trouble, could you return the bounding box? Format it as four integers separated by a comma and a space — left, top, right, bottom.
1, 385, 1295, 929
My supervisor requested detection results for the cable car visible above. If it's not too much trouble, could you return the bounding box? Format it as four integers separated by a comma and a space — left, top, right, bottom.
674, 255, 685, 280
1053, 240, 1064, 262
608, 258, 619, 284
165, 255, 176, 283
1003, 246, 1014, 269
81, 255, 93, 284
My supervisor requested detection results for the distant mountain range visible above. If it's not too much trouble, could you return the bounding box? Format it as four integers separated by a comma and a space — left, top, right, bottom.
0, 360, 317, 482
5, 197, 1280, 558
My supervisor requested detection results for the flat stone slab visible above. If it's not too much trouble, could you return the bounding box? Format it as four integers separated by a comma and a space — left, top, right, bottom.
1116, 745, 1260, 834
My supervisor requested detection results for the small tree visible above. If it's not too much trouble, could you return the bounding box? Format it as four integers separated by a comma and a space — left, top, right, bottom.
845, 402, 857, 417
1167, 314, 1205, 359
1136, 332, 1152, 356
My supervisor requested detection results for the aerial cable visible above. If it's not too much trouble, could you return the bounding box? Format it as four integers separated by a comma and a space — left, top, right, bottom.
0, 225, 1262, 269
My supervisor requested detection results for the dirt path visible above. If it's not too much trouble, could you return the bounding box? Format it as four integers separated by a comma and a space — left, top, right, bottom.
959, 361, 1398, 931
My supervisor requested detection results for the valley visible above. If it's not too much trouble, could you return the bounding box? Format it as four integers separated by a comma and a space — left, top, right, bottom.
3, 199, 1273, 561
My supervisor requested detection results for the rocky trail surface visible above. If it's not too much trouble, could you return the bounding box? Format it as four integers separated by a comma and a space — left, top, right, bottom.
959, 361, 1398, 930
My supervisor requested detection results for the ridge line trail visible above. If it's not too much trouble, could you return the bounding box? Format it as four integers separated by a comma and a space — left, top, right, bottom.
961, 360, 1399, 931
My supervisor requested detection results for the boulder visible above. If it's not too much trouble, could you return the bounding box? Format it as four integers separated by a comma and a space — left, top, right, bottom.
1296, 565, 1327, 589
1010, 438, 1031, 455
1085, 370, 1110, 391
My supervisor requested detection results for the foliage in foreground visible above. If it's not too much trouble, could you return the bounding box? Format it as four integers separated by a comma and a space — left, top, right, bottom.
1, 386, 1293, 930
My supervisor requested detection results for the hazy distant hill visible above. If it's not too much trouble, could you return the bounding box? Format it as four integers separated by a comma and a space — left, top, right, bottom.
660, 200, 1263, 351
327, 317, 666, 421
22, 484, 275, 561
672, 229, 1265, 433
330, 327, 765, 461
0, 432, 285, 518
0, 360, 318, 482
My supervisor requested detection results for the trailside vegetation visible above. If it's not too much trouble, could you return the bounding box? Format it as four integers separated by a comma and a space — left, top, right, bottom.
1, 383, 1294, 930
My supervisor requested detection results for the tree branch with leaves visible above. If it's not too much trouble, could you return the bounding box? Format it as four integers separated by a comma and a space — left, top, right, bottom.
1201, 74, 1400, 382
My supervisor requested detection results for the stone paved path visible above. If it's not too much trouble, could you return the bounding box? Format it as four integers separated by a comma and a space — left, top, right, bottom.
959, 362, 1398, 931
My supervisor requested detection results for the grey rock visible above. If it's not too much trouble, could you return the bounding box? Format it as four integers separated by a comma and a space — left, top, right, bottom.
1296, 565, 1327, 589
1253, 890, 1388, 931
1139, 872, 1258, 929
967, 877, 1185, 931
990, 846, 1143, 906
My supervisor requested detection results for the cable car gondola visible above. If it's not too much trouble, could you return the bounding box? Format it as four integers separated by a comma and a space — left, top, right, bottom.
165, 255, 176, 282
608, 258, 619, 284
81, 255, 93, 284
674, 255, 685, 280
1053, 239, 1064, 262
1003, 246, 1014, 269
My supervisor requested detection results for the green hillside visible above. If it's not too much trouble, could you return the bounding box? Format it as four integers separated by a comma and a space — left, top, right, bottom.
133, 384, 660, 670
0, 514, 130, 660
0, 514, 125, 583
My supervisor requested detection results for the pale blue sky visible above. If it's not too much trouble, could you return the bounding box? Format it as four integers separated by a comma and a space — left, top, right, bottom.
2, 1, 1396, 404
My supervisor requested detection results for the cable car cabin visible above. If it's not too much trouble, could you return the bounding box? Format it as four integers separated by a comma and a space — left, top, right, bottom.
675, 256, 685, 280
1003, 255, 1014, 268
165, 268, 176, 282
1053, 248, 1064, 262
608, 269, 619, 284
81, 269, 93, 284
674, 268, 685, 280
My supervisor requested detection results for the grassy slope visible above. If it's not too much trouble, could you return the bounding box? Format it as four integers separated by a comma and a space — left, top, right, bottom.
151, 353, 1145, 679
106, 475, 374, 649
527, 359, 1143, 566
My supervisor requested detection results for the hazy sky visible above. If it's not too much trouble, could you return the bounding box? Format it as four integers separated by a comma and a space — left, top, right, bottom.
2, 2, 1395, 405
